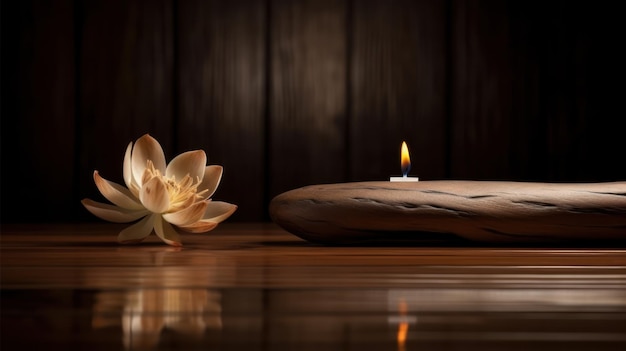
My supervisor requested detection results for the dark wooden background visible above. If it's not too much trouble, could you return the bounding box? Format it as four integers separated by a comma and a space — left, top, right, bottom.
1, 0, 625, 223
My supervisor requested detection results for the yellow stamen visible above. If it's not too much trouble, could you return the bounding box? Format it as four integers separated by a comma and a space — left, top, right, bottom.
144, 160, 207, 213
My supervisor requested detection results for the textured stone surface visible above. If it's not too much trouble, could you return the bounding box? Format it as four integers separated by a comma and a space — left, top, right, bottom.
269, 181, 626, 244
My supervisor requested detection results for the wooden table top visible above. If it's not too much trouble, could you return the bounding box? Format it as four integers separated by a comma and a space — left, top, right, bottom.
1, 223, 625, 350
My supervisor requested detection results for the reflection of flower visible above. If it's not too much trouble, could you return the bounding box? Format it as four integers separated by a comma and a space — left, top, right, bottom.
82, 134, 237, 246
93, 289, 222, 350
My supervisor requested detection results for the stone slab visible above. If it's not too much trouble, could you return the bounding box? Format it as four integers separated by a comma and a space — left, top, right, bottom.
269, 181, 626, 244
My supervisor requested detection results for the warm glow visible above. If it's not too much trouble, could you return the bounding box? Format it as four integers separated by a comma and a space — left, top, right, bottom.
397, 322, 409, 350
397, 300, 409, 351
401, 141, 411, 177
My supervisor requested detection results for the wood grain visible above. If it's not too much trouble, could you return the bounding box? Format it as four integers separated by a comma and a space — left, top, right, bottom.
77, 0, 174, 219
1, 223, 625, 350
2, 223, 626, 290
1, 0, 76, 221
450, 0, 626, 181
270, 181, 626, 244
269, 0, 348, 197
177, 0, 266, 220
450, 0, 514, 179
350, 0, 447, 181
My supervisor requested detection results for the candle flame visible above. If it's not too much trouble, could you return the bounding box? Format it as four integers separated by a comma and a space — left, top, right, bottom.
400, 141, 411, 177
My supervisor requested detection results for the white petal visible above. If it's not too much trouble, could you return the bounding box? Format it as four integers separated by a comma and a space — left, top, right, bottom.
122, 142, 140, 197
82, 199, 149, 223
162, 200, 208, 226
165, 150, 206, 183
154, 215, 182, 246
117, 214, 155, 243
201, 201, 237, 223
198, 165, 223, 199
131, 134, 166, 187
139, 177, 170, 213
178, 221, 218, 233
93, 171, 143, 210
122, 141, 134, 190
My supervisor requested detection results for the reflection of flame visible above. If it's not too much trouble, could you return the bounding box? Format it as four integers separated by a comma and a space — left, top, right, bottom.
397, 300, 409, 351
400, 141, 411, 177
93, 289, 222, 350
397, 322, 409, 351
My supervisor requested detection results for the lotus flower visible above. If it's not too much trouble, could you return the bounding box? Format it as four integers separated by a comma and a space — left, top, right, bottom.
82, 134, 237, 246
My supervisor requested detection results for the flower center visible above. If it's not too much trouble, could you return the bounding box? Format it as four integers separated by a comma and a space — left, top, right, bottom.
144, 160, 208, 212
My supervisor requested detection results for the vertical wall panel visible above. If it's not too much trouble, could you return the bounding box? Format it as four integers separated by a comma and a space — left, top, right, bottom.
450, 0, 626, 181
1, 0, 76, 222
502, 1, 547, 181
269, 0, 348, 197
77, 0, 174, 217
535, 1, 626, 181
351, 0, 447, 182
504, 0, 587, 181
177, 0, 266, 221
450, 0, 514, 180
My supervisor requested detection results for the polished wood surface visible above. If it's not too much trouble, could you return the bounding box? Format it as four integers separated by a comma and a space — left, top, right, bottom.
1, 223, 625, 350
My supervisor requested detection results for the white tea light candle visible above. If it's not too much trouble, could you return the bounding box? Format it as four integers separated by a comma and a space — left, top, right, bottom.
390, 141, 419, 182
